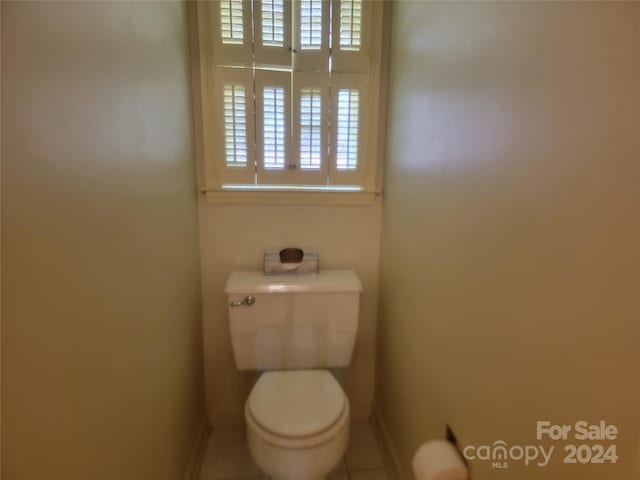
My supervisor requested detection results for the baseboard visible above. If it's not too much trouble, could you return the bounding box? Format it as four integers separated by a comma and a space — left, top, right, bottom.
184, 416, 210, 480
371, 403, 405, 480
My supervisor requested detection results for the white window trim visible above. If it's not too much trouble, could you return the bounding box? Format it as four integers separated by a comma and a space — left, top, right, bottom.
188, 1, 391, 205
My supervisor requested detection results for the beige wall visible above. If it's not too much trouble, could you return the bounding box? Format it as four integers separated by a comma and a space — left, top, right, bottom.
1, 2, 204, 479
0, 3, 3, 474
378, 2, 640, 479
199, 199, 381, 425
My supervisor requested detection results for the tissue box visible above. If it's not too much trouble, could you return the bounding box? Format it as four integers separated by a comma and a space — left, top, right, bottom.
264, 248, 319, 275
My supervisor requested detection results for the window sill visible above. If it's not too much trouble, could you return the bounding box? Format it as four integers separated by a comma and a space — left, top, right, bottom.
202, 187, 380, 205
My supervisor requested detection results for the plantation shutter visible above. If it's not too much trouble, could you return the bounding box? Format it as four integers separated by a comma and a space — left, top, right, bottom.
293, 0, 330, 72
330, 73, 368, 186
329, 0, 369, 185
212, 67, 256, 185
255, 70, 294, 185
293, 72, 330, 185
211, 0, 253, 67
331, 0, 370, 73
254, 0, 293, 67
203, 0, 380, 190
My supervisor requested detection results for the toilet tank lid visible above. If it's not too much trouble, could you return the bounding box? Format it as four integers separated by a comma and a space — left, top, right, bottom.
225, 270, 362, 294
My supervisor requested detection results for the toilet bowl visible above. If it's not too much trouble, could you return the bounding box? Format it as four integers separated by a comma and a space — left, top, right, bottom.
244, 370, 350, 480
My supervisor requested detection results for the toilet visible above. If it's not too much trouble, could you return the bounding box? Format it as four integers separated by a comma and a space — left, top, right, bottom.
225, 270, 362, 480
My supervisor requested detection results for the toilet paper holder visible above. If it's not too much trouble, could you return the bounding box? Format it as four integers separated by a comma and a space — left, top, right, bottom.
412, 430, 470, 480
264, 247, 319, 275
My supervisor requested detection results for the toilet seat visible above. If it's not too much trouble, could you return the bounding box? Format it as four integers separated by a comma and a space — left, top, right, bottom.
246, 370, 348, 448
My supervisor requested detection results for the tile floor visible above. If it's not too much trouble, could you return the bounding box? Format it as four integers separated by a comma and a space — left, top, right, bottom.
199, 420, 390, 480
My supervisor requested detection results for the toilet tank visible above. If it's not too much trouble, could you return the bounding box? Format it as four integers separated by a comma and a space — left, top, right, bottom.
225, 270, 362, 371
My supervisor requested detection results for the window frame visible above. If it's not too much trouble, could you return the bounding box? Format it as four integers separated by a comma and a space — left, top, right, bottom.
188, 0, 391, 205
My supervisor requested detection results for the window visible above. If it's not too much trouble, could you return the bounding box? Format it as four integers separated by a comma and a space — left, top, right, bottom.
190, 0, 388, 202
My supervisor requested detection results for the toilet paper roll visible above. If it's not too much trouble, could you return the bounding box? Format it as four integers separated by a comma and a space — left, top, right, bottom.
412, 440, 469, 480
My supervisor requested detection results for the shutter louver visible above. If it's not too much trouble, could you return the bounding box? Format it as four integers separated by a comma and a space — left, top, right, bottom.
331, 0, 370, 72
256, 70, 292, 184
330, 73, 367, 185
212, 0, 253, 66
336, 89, 359, 170
300, 0, 323, 50
220, 0, 245, 45
293, 0, 329, 71
263, 86, 287, 169
223, 85, 248, 167
261, 0, 285, 46
339, 0, 362, 50
254, 0, 292, 67
293, 72, 329, 185
299, 89, 322, 169
212, 67, 255, 185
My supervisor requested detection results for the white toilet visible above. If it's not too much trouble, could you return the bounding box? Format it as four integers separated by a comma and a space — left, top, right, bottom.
225, 270, 362, 480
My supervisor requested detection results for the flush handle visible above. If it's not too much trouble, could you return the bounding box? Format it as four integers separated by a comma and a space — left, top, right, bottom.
230, 295, 255, 307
